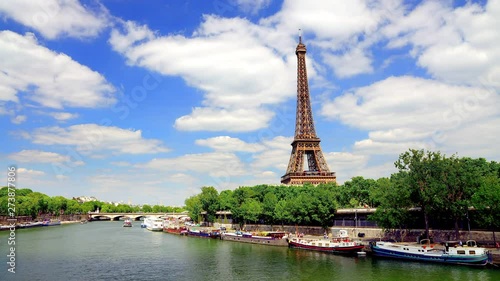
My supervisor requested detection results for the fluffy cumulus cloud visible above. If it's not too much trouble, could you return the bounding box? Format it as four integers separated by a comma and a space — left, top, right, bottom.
174, 107, 275, 132
234, 0, 271, 14
316, 1, 500, 165
17, 167, 45, 176
262, 0, 404, 77
250, 136, 293, 171
322, 76, 500, 157
137, 135, 296, 191
24, 124, 169, 156
195, 136, 265, 152
139, 152, 246, 178
8, 149, 84, 166
0, 0, 108, 39
383, 0, 500, 88
109, 18, 296, 132
0, 31, 115, 112
49, 112, 79, 121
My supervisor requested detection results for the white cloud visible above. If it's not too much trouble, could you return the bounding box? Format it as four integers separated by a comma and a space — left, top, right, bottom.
383, 1, 500, 88
109, 18, 296, 132
25, 124, 169, 156
195, 136, 265, 152
0, 31, 115, 111
56, 174, 68, 180
321, 74, 500, 163
322, 47, 373, 78
262, 0, 404, 77
49, 112, 79, 121
251, 136, 293, 171
232, 0, 271, 15
324, 152, 369, 183
353, 139, 428, 155
139, 152, 246, 178
0, 0, 108, 39
8, 149, 84, 166
111, 161, 131, 167
437, 117, 500, 160
11, 115, 27, 124
17, 167, 45, 176
174, 107, 275, 132
321, 76, 499, 133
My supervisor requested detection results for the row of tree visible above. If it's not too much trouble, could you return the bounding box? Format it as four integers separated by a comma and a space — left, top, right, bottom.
185, 184, 338, 229
184, 149, 500, 238
0, 188, 185, 219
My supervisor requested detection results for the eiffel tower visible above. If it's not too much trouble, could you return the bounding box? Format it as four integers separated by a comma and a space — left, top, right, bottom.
281, 35, 336, 185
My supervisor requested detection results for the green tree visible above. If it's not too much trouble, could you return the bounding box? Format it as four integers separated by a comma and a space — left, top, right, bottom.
48, 196, 68, 215
369, 172, 414, 240
274, 199, 290, 226
471, 174, 500, 245
236, 198, 262, 229
394, 149, 447, 239
66, 200, 83, 214
338, 176, 376, 208
288, 192, 314, 225
152, 205, 162, 213
311, 185, 338, 228
218, 190, 235, 211
262, 192, 278, 225
142, 204, 152, 212
184, 195, 202, 223
199, 186, 219, 224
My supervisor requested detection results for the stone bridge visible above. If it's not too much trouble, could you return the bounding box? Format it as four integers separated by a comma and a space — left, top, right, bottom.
88, 212, 190, 221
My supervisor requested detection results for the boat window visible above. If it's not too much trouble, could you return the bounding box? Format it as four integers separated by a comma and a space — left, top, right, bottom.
469, 250, 475, 255
457, 250, 466, 255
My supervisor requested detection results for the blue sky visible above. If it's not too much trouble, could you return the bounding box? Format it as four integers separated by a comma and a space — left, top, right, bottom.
1, 0, 499, 206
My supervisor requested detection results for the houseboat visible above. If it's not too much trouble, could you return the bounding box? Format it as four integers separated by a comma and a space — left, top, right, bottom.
370, 239, 491, 266
288, 229, 364, 254
221, 231, 288, 246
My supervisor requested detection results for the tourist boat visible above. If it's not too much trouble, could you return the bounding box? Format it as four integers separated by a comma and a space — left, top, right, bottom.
41, 219, 61, 226
187, 228, 221, 238
123, 219, 133, 227
143, 217, 163, 231
370, 239, 491, 266
163, 221, 187, 234
221, 231, 288, 246
288, 229, 364, 254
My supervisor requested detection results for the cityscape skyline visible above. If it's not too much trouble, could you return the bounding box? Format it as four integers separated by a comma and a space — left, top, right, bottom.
1, 0, 499, 205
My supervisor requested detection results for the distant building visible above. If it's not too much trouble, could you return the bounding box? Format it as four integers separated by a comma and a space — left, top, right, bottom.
73, 196, 98, 203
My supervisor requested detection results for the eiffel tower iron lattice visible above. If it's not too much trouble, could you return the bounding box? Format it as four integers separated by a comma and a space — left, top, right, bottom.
281, 36, 336, 185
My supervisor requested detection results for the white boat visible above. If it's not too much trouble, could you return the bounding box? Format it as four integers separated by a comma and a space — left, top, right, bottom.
143, 217, 163, 231
123, 219, 133, 227
370, 239, 491, 266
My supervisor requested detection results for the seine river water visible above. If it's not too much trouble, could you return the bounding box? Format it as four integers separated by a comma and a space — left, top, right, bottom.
0, 221, 499, 281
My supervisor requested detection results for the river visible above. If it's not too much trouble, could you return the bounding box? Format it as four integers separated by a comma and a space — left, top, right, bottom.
1, 221, 498, 280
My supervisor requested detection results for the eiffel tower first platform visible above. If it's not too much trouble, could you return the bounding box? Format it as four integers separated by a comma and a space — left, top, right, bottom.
281, 36, 336, 185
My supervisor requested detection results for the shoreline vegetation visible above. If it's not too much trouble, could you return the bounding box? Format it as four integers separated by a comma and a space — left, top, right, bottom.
2, 149, 500, 242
